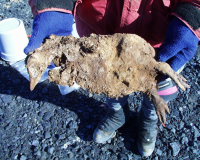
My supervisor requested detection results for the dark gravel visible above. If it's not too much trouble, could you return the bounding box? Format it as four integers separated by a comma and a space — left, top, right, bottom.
1, 0, 200, 159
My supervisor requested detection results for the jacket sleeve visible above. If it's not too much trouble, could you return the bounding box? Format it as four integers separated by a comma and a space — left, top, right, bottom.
171, 0, 200, 40
29, 0, 79, 18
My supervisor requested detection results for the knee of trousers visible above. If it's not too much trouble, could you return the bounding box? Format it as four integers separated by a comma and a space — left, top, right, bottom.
106, 95, 129, 111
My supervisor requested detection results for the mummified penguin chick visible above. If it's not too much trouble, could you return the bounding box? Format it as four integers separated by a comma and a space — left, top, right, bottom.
26, 33, 189, 123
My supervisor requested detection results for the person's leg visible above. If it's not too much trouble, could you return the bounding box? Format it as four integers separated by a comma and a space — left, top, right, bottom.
137, 64, 185, 156
137, 78, 179, 156
93, 95, 130, 143
137, 94, 158, 157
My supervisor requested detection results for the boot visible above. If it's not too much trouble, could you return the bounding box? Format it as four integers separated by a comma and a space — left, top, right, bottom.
137, 74, 183, 157
93, 103, 130, 143
137, 108, 158, 157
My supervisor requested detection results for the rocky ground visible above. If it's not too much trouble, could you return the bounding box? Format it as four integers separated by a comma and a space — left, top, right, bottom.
0, 0, 200, 160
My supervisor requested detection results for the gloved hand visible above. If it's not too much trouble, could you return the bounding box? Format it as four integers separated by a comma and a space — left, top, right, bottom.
24, 11, 73, 54
157, 17, 199, 72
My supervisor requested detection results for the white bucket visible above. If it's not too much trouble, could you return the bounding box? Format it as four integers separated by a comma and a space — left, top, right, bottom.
0, 18, 28, 62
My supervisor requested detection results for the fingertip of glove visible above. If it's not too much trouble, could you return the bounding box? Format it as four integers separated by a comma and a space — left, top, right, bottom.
24, 46, 31, 55
24, 43, 37, 54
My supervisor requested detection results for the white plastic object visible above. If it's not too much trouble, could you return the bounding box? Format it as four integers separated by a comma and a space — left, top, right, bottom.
0, 18, 28, 62
72, 22, 80, 38
9, 21, 80, 95
58, 83, 80, 95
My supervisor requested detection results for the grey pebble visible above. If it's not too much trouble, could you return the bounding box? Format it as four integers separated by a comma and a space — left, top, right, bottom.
58, 133, 66, 140
118, 142, 124, 148
0, 108, 3, 115
193, 126, 200, 139
32, 139, 39, 146
42, 122, 51, 128
35, 150, 41, 157
20, 155, 27, 160
118, 153, 127, 160
181, 137, 189, 145
171, 128, 176, 134
170, 142, 180, 156
44, 131, 51, 139
156, 149, 162, 156
38, 111, 44, 117
178, 121, 185, 130
1, 94, 13, 104
185, 67, 190, 73
43, 111, 54, 121
68, 120, 78, 129
47, 147, 55, 154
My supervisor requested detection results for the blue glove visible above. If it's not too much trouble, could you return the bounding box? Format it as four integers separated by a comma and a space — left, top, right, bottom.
157, 17, 199, 72
24, 11, 73, 54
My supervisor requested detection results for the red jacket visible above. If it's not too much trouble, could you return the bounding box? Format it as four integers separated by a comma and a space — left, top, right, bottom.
29, 0, 200, 48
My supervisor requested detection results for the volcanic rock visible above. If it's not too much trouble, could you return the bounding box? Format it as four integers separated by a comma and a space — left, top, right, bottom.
170, 142, 180, 156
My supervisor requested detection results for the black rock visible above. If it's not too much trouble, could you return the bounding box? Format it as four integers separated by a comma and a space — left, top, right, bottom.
83, 112, 90, 119
30, 93, 38, 100
188, 141, 195, 146
42, 87, 48, 94
124, 141, 131, 149
12, 79, 21, 85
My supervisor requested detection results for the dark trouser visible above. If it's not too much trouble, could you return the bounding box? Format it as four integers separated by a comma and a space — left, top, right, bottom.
106, 76, 178, 121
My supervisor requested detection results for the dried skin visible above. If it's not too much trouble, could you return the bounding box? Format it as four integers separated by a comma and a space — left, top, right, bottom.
26, 33, 189, 123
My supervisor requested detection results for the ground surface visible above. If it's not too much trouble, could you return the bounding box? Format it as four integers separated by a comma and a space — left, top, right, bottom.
0, 0, 200, 160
